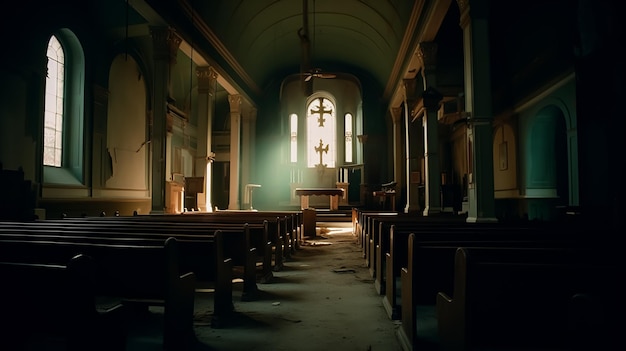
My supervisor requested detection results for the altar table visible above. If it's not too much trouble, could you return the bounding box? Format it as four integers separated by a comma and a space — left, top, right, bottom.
294, 188, 345, 211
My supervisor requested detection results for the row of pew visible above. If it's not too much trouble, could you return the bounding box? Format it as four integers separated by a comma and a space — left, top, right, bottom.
352, 209, 622, 351
0, 209, 303, 350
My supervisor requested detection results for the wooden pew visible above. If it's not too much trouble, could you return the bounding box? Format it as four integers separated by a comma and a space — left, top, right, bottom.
60, 214, 277, 277
0, 229, 237, 321
210, 210, 303, 253
356, 210, 398, 254
0, 236, 226, 346
381, 221, 584, 321
209, 210, 302, 262
88, 210, 300, 271
367, 215, 467, 276
1, 218, 265, 297
435, 246, 618, 351
396, 233, 591, 350
0, 254, 126, 351
375, 220, 542, 295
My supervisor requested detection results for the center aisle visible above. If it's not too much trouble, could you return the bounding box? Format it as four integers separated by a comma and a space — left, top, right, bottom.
189, 222, 403, 351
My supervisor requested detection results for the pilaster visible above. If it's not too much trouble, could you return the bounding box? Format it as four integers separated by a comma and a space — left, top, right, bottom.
195, 66, 218, 211
457, 0, 497, 222
149, 26, 182, 214
417, 42, 443, 216
241, 107, 257, 209
228, 94, 242, 210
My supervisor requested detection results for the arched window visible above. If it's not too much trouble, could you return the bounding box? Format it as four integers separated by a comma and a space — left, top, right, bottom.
290, 113, 298, 163
43, 30, 85, 185
44, 36, 64, 167
344, 112, 353, 163
306, 96, 336, 168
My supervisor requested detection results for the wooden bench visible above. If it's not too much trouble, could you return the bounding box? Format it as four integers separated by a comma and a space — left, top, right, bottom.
374, 220, 538, 295
396, 233, 591, 350
366, 215, 467, 274
355, 210, 398, 251
209, 210, 303, 252
380, 221, 586, 321
435, 246, 618, 351
0, 254, 126, 351
209, 210, 303, 261
0, 235, 226, 346
94, 210, 301, 271
60, 214, 277, 274
1, 218, 265, 298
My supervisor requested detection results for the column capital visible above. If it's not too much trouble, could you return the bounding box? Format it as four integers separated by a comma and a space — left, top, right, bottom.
228, 94, 242, 112
150, 26, 182, 63
416, 42, 438, 70
456, 0, 469, 16
197, 66, 218, 94
456, 0, 470, 28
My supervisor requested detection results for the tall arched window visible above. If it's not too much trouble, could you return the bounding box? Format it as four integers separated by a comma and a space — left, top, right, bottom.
307, 96, 336, 168
43, 30, 85, 185
344, 113, 353, 163
290, 113, 298, 163
44, 36, 64, 167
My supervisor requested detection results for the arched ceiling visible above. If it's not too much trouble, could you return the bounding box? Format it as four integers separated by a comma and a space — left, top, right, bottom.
97, 0, 455, 109
189, 0, 416, 94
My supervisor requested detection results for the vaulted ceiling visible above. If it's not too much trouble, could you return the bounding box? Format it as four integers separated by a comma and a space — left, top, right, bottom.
182, 0, 416, 95
100, 0, 453, 110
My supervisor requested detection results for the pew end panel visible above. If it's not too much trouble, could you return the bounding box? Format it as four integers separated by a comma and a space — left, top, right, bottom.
436, 246, 619, 351
0, 254, 127, 351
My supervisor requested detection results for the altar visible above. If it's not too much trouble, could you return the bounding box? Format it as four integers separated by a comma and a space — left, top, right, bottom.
295, 187, 345, 211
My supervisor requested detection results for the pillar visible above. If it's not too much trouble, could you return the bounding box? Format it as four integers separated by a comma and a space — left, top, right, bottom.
195, 66, 218, 212
149, 26, 181, 214
457, 0, 497, 222
417, 42, 443, 216
390, 106, 403, 211
228, 94, 242, 210
241, 106, 257, 209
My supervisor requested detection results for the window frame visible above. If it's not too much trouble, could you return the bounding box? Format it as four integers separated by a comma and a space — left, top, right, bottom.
306, 95, 336, 169
42, 29, 85, 187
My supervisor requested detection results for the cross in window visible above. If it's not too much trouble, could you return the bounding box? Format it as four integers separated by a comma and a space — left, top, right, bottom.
310, 97, 332, 127
314, 139, 329, 168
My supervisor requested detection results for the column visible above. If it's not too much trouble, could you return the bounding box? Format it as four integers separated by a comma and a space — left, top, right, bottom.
195, 66, 218, 212
388, 104, 402, 212
228, 94, 242, 210
92, 85, 109, 190
241, 106, 257, 209
457, 0, 497, 222
149, 26, 182, 214
390, 106, 403, 197
417, 42, 443, 216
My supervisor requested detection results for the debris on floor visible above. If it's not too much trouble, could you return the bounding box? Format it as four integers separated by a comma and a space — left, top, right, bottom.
332, 267, 356, 273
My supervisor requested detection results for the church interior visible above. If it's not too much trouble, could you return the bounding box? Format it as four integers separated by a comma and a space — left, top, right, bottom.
0, 0, 624, 350
0, 0, 623, 225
